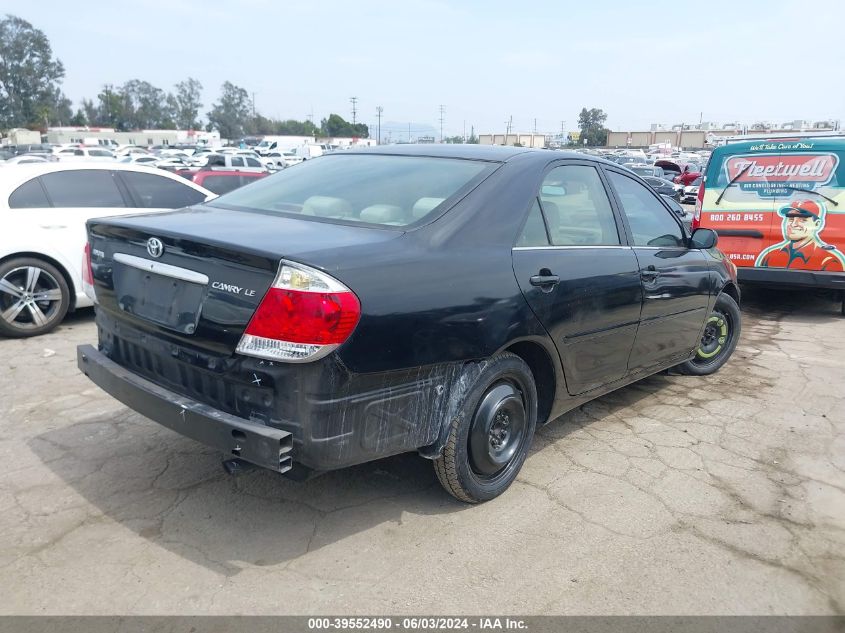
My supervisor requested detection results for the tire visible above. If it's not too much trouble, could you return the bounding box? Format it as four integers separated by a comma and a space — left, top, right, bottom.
433, 352, 538, 503
0, 257, 70, 338
675, 293, 741, 376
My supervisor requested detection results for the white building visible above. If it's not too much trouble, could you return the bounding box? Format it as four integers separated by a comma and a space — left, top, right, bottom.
44, 127, 221, 147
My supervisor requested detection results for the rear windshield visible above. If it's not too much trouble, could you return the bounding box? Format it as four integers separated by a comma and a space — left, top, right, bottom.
209, 154, 496, 226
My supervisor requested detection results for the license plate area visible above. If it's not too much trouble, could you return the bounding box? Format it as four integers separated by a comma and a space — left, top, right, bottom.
113, 264, 205, 334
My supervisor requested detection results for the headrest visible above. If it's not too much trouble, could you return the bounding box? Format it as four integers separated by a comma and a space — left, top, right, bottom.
301, 196, 353, 217
359, 204, 404, 223
412, 197, 445, 219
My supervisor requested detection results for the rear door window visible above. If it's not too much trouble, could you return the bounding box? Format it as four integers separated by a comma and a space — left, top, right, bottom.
119, 171, 207, 208
40, 170, 126, 207
229, 157, 245, 167
9, 178, 51, 209
245, 157, 262, 167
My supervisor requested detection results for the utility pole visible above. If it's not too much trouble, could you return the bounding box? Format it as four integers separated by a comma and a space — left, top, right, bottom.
252, 92, 256, 119
534, 118, 537, 134
350, 97, 358, 124
463, 120, 466, 142
376, 106, 383, 145
438, 105, 446, 142
408, 122, 411, 142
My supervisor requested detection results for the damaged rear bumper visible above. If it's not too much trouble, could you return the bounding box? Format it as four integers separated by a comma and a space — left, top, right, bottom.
77, 344, 293, 473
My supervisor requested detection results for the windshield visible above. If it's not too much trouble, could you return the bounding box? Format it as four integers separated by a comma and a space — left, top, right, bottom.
209, 154, 497, 227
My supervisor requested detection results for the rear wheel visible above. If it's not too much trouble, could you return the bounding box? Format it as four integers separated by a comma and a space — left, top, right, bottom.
433, 353, 537, 503
0, 257, 70, 338
676, 293, 741, 376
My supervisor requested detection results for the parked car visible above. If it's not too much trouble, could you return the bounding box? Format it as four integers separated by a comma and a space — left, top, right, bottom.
2, 154, 53, 166
675, 166, 703, 186
627, 164, 666, 179
78, 145, 740, 502
117, 155, 161, 166
693, 137, 845, 311
176, 169, 269, 195
202, 153, 268, 173
55, 147, 116, 162
681, 176, 703, 204
644, 176, 682, 198
0, 163, 214, 337
263, 151, 303, 169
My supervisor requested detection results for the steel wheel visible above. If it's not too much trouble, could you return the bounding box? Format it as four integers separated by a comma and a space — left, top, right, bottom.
468, 380, 527, 478
0, 259, 69, 337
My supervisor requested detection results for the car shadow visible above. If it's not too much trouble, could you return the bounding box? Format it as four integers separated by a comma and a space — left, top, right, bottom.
740, 285, 843, 321
29, 373, 665, 576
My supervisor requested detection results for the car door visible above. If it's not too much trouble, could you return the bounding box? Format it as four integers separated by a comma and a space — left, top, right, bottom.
604, 168, 711, 372
512, 162, 643, 395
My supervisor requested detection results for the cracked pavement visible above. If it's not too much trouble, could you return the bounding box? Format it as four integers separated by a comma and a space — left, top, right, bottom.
0, 288, 843, 614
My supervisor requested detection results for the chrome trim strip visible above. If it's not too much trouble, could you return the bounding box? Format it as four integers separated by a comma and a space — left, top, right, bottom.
113, 253, 209, 285
512, 245, 631, 251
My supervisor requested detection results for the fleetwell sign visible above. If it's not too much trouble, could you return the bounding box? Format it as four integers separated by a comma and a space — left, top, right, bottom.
724, 153, 839, 198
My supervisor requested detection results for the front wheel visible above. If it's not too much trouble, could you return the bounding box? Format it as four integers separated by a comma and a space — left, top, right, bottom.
676, 293, 741, 376
433, 352, 537, 503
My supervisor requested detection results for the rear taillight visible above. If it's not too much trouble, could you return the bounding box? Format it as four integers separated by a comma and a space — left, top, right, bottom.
236, 260, 361, 362
692, 177, 705, 230
82, 242, 97, 304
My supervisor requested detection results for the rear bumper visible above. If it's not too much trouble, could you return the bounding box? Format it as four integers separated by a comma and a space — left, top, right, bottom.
77, 344, 293, 473
738, 267, 845, 290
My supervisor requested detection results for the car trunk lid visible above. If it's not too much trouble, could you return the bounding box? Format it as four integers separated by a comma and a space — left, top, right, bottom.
87, 206, 401, 356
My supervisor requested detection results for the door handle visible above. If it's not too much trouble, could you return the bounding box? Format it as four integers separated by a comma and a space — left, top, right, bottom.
640, 264, 659, 280
529, 270, 560, 292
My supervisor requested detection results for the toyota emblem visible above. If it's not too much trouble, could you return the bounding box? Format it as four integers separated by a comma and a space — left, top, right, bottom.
146, 238, 164, 258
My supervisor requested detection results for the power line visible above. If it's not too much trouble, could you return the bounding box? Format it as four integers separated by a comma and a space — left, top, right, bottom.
438, 105, 445, 142
350, 97, 358, 125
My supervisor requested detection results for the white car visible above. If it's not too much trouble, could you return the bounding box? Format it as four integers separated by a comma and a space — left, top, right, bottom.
55, 147, 117, 162
264, 151, 303, 168
117, 155, 160, 166
0, 163, 215, 337
2, 155, 52, 166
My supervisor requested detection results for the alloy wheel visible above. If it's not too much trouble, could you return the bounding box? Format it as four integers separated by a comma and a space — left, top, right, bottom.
0, 266, 64, 332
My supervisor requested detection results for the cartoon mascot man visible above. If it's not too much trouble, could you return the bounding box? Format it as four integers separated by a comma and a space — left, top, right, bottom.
756, 199, 845, 271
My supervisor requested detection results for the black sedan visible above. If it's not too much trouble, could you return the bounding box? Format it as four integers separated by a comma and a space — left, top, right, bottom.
78, 145, 741, 502
643, 176, 681, 199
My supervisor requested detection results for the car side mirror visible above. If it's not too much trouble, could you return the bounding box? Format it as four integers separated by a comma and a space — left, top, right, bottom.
690, 227, 718, 249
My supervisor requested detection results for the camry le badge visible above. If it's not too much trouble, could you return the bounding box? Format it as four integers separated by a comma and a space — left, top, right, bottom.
146, 237, 164, 258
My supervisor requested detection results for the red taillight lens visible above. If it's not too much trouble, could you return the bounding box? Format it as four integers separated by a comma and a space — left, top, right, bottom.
236, 260, 361, 362
245, 288, 360, 344
692, 178, 705, 230
82, 242, 97, 303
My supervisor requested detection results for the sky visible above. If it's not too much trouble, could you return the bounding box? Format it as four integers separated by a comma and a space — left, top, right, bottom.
6, 0, 845, 138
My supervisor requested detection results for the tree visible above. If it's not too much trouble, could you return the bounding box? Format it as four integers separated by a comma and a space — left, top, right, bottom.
172, 77, 203, 129
206, 81, 252, 139
444, 135, 464, 144
320, 113, 368, 138
81, 98, 97, 126
276, 119, 319, 136
578, 107, 609, 147
69, 108, 86, 126
121, 79, 172, 129
0, 14, 66, 128
95, 84, 128, 129
466, 126, 479, 144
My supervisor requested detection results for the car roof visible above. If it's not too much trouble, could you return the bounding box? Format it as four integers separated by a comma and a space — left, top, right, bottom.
713, 136, 845, 155
334, 143, 609, 166
0, 162, 214, 196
